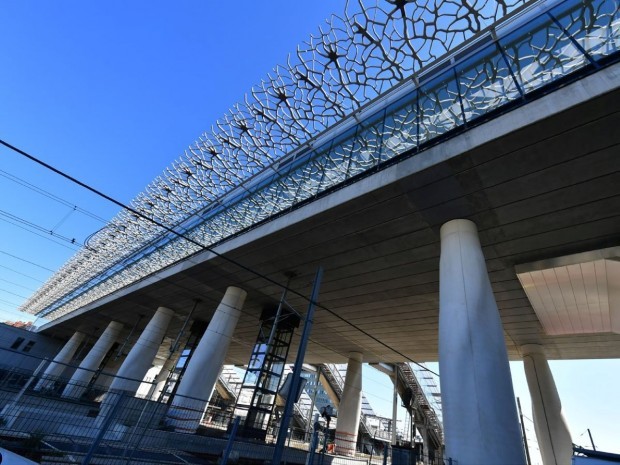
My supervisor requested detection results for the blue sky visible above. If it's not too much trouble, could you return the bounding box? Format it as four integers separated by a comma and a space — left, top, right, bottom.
0, 0, 618, 458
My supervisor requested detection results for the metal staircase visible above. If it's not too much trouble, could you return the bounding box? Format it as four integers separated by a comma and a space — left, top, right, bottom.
395, 363, 443, 448
319, 364, 391, 441
216, 366, 243, 402
215, 361, 441, 446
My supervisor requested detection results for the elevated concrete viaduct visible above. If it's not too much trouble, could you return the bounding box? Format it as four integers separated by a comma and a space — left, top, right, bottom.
19, 1, 619, 460
39, 62, 620, 365
30, 61, 619, 465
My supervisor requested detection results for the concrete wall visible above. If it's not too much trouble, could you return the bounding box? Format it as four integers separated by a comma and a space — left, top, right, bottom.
0, 324, 63, 372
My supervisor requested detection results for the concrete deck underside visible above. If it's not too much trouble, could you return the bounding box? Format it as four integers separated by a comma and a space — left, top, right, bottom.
40, 63, 620, 365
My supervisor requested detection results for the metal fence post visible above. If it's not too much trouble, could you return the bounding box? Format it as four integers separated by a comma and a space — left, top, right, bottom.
0, 358, 47, 427
82, 390, 125, 465
383, 443, 390, 465
271, 266, 323, 465
305, 414, 320, 465
221, 416, 241, 465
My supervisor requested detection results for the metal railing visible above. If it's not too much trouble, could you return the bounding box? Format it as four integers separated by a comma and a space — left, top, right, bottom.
397, 363, 444, 446
2, 349, 448, 464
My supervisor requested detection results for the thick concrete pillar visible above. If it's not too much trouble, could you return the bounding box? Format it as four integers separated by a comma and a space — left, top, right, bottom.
167, 287, 247, 432
522, 344, 572, 465
147, 353, 179, 400
439, 219, 525, 465
335, 352, 363, 456
109, 306, 175, 394
62, 321, 123, 399
35, 331, 85, 391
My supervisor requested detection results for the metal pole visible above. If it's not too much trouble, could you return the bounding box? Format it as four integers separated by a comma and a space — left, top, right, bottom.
391, 369, 398, 446
271, 266, 323, 465
170, 299, 199, 354
0, 358, 47, 427
123, 397, 163, 465
587, 428, 596, 451
222, 416, 241, 465
82, 391, 125, 465
12, 358, 47, 405
383, 442, 390, 465
116, 315, 143, 360
517, 398, 532, 465
266, 277, 292, 352
305, 414, 320, 465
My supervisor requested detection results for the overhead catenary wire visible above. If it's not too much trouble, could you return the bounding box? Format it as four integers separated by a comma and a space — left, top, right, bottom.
0, 138, 438, 376
0, 249, 56, 272
0, 277, 36, 292
0, 297, 20, 308
0, 214, 82, 252
0, 264, 46, 283
0, 208, 84, 248
50, 205, 76, 233
0, 287, 29, 300
0, 168, 108, 223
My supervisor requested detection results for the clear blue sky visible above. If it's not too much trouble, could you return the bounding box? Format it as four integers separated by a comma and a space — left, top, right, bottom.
0, 1, 617, 458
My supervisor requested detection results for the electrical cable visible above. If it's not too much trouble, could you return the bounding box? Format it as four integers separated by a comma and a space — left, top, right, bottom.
51, 206, 76, 233
0, 287, 28, 300
0, 249, 56, 272
0, 277, 36, 292
0, 209, 84, 248
0, 215, 82, 252
0, 138, 438, 376
0, 168, 108, 223
0, 264, 46, 283
0, 297, 20, 307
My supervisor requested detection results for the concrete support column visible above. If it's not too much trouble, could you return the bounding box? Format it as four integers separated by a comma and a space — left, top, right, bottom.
109, 306, 175, 394
148, 350, 182, 400
439, 219, 525, 465
62, 321, 124, 399
35, 331, 85, 391
335, 352, 363, 456
522, 344, 572, 465
167, 286, 247, 432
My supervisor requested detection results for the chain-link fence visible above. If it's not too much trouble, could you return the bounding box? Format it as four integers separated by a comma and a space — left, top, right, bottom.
0, 348, 454, 464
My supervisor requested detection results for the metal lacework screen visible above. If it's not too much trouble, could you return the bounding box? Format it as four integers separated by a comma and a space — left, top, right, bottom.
22, 0, 620, 319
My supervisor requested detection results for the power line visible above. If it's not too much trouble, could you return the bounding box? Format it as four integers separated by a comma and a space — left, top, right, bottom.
0, 287, 28, 300
0, 277, 36, 292
51, 206, 75, 233
0, 168, 108, 223
0, 209, 85, 248
0, 297, 20, 308
0, 138, 438, 376
1, 215, 83, 252
0, 264, 46, 283
0, 215, 82, 252
0, 249, 56, 272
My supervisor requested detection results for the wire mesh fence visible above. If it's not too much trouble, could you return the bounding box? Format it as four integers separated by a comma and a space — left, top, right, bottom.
0, 348, 453, 464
